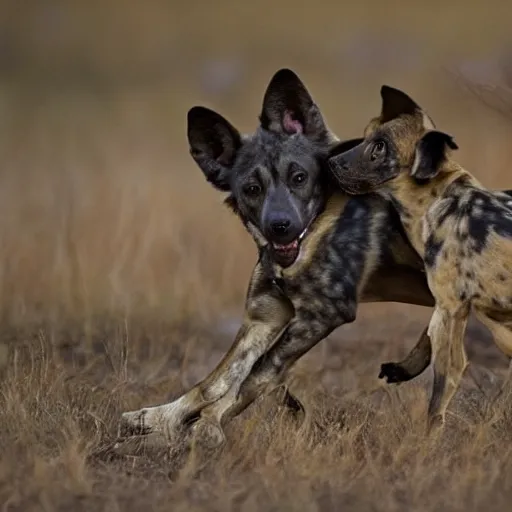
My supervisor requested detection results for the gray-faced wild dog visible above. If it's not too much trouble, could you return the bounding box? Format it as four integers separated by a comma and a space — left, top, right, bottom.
114, 70, 502, 453
328, 85, 512, 432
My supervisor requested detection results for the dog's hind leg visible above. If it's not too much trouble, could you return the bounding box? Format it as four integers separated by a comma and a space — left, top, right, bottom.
426, 305, 469, 433
473, 310, 512, 405
473, 310, 512, 357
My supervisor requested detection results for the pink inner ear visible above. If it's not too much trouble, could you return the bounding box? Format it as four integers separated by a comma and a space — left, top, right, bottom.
283, 110, 303, 134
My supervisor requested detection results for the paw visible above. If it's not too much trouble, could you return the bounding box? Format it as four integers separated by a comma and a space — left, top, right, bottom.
118, 404, 179, 438
118, 408, 158, 438
116, 397, 190, 455
378, 362, 413, 384
191, 419, 226, 451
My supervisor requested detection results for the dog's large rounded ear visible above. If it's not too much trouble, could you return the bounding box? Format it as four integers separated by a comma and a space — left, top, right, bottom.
410, 130, 459, 181
380, 86, 436, 130
259, 68, 332, 144
187, 107, 242, 192
380, 85, 421, 123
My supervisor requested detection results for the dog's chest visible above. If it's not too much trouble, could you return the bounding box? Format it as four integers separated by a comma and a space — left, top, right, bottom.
270, 240, 367, 307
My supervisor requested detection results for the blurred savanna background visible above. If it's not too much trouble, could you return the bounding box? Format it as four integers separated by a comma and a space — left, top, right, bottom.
2, 1, 512, 510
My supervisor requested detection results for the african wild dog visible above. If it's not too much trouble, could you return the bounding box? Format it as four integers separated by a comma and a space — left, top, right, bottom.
116, 70, 458, 453
328, 85, 512, 432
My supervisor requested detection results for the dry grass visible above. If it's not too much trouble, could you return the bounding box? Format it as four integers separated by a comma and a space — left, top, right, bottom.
2, 1, 512, 510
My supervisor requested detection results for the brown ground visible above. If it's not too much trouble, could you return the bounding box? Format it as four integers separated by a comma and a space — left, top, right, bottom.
1, 2, 512, 510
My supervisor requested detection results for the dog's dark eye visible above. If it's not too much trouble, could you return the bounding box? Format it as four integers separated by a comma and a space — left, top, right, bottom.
291, 172, 308, 186
370, 141, 386, 161
243, 184, 261, 197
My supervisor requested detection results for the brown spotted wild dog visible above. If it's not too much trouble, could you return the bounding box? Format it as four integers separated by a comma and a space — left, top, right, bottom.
115, 70, 504, 453
328, 85, 512, 432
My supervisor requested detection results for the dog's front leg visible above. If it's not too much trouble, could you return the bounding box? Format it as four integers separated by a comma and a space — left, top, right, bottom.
426, 305, 469, 433
378, 326, 432, 384
116, 263, 294, 450
194, 295, 358, 436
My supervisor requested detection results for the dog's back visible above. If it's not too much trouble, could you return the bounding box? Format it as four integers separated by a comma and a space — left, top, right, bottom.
424, 174, 512, 317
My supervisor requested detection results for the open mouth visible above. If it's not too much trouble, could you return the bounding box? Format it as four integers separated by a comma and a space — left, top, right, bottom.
271, 226, 309, 268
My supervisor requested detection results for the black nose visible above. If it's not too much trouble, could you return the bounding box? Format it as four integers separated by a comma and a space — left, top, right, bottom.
271, 219, 291, 236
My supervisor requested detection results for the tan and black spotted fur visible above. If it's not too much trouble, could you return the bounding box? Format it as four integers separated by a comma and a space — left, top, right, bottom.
328, 85, 512, 432
115, 71, 508, 451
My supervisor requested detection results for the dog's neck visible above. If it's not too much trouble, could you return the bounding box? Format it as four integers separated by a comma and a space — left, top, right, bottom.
386, 164, 483, 258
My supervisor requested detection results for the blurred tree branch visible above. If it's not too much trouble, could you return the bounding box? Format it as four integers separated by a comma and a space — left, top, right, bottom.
449, 65, 512, 122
